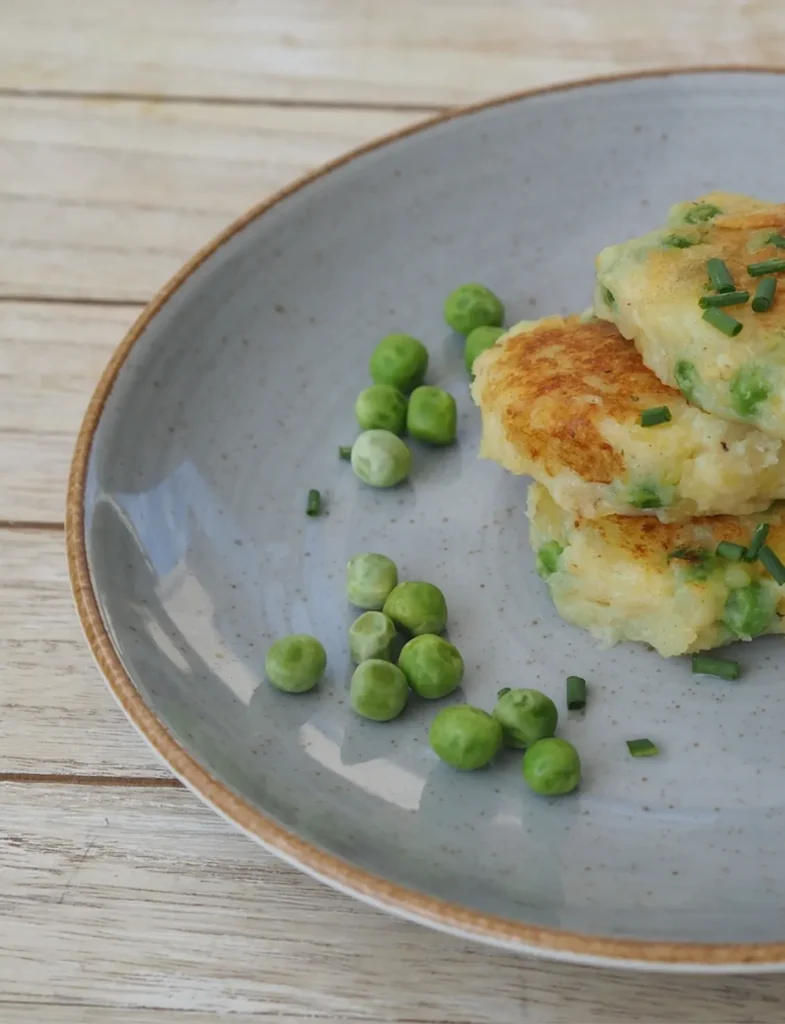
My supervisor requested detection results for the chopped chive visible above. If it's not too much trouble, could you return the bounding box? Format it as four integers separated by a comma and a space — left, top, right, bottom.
339, 445, 353, 460
760, 545, 785, 585
663, 234, 695, 249
747, 257, 785, 277
497, 687, 511, 698
768, 233, 785, 248
707, 258, 735, 293
698, 290, 749, 308
639, 405, 672, 427
744, 522, 770, 561
692, 654, 741, 680
627, 738, 659, 758
702, 307, 743, 336
752, 277, 777, 313
306, 489, 322, 516
566, 676, 587, 711
716, 540, 746, 562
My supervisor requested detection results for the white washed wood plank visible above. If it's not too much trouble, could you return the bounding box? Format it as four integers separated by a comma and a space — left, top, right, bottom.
0, 97, 419, 301
0, 529, 169, 777
0, 302, 139, 522
4, 782, 785, 1021
2, 0, 785, 107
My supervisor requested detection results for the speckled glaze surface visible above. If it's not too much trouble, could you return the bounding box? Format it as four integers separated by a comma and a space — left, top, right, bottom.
69, 72, 785, 970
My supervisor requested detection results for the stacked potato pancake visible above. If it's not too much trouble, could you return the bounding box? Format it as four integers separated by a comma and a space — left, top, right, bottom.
472, 194, 785, 657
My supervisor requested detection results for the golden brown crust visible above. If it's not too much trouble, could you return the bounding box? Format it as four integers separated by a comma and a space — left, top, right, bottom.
644, 193, 785, 310
578, 503, 785, 566
474, 316, 680, 484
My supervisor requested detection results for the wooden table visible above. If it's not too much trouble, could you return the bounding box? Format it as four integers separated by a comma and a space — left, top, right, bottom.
4, 2, 785, 1019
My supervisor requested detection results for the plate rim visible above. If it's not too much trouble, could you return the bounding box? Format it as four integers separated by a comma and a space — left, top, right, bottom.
65, 66, 785, 970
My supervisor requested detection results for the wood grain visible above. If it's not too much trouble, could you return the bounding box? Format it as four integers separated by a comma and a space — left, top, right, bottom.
3, 0, 785, 107
0, 96, 420, 302
0, 302, 139, 522
3, 781, 785, 1021
0, 528, 168, 777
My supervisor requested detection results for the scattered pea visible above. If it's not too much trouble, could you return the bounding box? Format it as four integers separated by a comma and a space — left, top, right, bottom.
369, 333, 429, 392
265, 635, 326, 693
351, 429, 411, 488
383, 581, 448, 635
429, 705, 503, 770
522, 738, 581, 796
444, 283, 504, 336
355, 384, 408, 434
350, 660, 409, 721
346, 553, 398, 610
349, 611, 397, 664
398, 634, 463, 699
464, 325, 506, 375
493, 688, 558, 749
406, 386, 457, 446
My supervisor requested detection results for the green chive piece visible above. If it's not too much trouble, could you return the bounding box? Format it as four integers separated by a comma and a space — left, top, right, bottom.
306, 489, 322, 516
663, 234, 695, 249
747, 257, 785, 277
692, 654, 741, 680
768, 233, 785, 249
760, 545, 785, 585
497, 687, 511, 698
752, 277, 777, 313
707, 258, 735, 293
639, 406, 672, 427
702, 307, 743, 336
716, 540, 746, 562
566, 676, 587, 711
627, 738, 659, 758
698, 290, 749, 309
339, 445, 353, 460
744, 522, 770, 561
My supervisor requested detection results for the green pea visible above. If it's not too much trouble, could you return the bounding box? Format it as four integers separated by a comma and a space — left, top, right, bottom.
443, 283, 504, 336
383, 581, 447, 635
493, 688, 558, 749
523, 737, 581, 796
398, 634, 463, 699
674, 359, 699, 403
627, 483, 663, 510
429, 705, 503, 770
350, 659, 409, 721
346, 553, 398, 609
723, 581, 776, 638
265, 634, 326, 693
464, 325, 506, 375
349, 611, 397, 664
730, 364, 770, 419
406, 386, 457, 446
369, 334, 429, 393
351, 430, 411, 488
355, 385, 407, 434
682, 202, 721, 224
536, 540, 563, 578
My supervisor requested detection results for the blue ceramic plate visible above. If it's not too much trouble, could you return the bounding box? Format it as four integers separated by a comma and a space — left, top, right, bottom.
68, 70, 785, 971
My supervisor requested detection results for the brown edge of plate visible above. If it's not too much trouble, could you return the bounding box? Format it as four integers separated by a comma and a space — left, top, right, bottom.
65, 66, 785, 969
